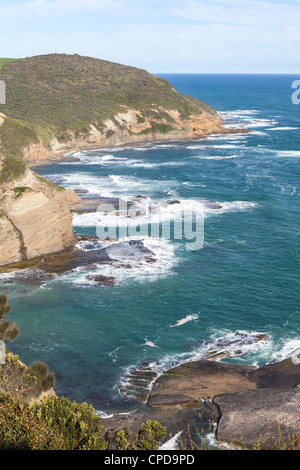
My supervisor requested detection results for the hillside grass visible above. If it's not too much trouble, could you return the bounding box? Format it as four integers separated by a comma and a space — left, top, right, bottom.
0, 53, 217, 150
0, 58, 16, 70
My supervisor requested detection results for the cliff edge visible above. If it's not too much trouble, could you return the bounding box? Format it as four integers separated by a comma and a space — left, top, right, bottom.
0, 54, 238, 266
0, 54, 231, 165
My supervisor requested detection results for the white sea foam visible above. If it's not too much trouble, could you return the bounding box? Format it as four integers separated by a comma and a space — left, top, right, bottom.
52, 236, 180, 286
205, 430, 239, 450
50, 171, 178, 198
182, 182, 206, 187
0, 271, 18, 281
186, 144, 241, 150
72, 196, 258, 229
117, 329, 276, 406
142, 340, 159, 348
210, 144, 245, 149
170, 314, 199, 327
94, 408, 137, 419
49, 172, 116, 197
224, 119, 278, 129
268, 127, 299, 131
94, 410, 114, 419
73, 196, 204, 228
159, 431, 183, 450
108, 346, 121, 363
218, 110, 260, 120
249, 130, 268, 136
273, 150, 300, 158
62, 153, 136, 166
63, 150, 190, 170
268, 337, 300, 363
213, 200, 258, 213
218, 109, 278, 130
191, 154, 239, 160
202, 133, 248, 142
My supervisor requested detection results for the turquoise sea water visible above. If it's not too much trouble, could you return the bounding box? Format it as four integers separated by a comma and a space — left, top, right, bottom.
1, 75, 299, 422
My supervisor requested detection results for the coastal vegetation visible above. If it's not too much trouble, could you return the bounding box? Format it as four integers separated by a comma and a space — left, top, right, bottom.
0, 294, 166, 450
0, 58, 16, 70
0, 53, 217, 154
0, 391, 166, 450
0, 154, 26, 184
0, 294, 19, 342
0, 53, 226, 268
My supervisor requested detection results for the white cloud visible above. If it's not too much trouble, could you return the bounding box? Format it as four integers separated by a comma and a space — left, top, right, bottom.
0, 0, 158, 18
169, 0, 300, 27
0, 0, 299, 72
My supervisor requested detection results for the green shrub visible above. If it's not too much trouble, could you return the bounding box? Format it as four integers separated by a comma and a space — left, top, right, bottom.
41, 372, 55, 392
14, 186, 29, 198
0, 155, 26, 184
136, 114, 146, 124
31, 395, 107, 450
139, 420, 166, 450
27, 361, 56, 393
0, 294, 19, 342
115, 429, 138, 450
0, 117, 39, 159
36, 175, 65, 191
0, 393, 107, 450
140, 121, 175, 135
105, 129, 115, 139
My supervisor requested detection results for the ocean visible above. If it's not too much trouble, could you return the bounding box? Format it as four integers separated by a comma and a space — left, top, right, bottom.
1, 74, 299, 441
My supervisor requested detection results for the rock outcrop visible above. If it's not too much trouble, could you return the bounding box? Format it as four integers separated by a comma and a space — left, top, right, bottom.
0, 165, 80, 266
215, 360, 300, 449
21, 107, 229, 166
143, 357, 300, 450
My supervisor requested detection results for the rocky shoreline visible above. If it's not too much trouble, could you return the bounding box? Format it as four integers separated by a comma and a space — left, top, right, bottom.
103, 345, 300, 450
27, 127, 250, 168
1, 193, 299, 450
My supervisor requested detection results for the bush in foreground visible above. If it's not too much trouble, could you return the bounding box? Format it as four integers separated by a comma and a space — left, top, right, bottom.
0, 393, 107, 450
0, 392, 166, 451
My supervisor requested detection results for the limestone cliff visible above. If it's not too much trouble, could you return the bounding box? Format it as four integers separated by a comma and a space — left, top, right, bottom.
0, 160, 80, 266
23, 106, 227, 165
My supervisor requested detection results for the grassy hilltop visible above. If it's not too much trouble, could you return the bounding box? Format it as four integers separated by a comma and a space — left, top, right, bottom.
0, 54, 225, 267
0, 54, 217, 157
0, 58, 16, 70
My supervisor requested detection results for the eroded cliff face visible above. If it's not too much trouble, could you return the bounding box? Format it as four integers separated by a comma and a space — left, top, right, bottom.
0, 103, 232, 266
22, 106, 227, 165
0, 164, 80, 266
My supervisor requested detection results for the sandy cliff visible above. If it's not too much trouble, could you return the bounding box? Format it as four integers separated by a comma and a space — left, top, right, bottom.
22, 106, 228, 165
0, 164, 80, 266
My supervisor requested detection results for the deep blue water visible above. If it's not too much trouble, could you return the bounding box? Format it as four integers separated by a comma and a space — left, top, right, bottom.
1, 75, 299, 424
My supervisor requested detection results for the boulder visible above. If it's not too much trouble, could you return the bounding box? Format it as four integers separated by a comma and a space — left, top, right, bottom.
86, 275, 115, 286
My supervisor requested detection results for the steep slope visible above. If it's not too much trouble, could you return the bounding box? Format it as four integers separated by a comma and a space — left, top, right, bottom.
0, 150, 80, 266
0, 53, 227, 165
0, 113, 80, 267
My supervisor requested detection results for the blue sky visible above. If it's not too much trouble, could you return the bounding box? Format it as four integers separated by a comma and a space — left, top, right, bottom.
1, 0, 299, 73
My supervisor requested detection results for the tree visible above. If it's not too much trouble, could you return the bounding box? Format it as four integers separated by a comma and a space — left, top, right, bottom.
0, 294, 54, 400
0, 294, 19, 342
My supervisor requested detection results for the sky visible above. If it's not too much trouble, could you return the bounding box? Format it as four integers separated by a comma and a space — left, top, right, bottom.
1, 0, 300, 73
